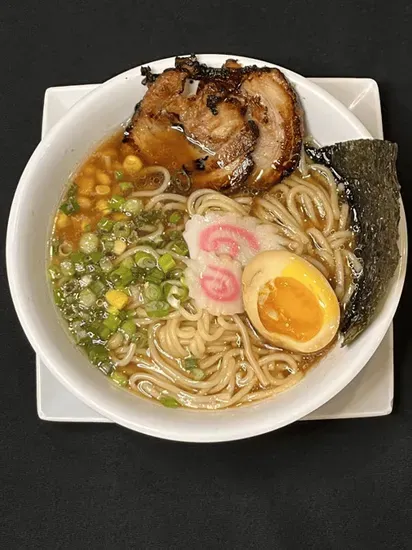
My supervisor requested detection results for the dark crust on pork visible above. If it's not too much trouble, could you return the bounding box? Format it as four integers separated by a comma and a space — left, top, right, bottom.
306, 140, 401, 345
126, 55, 303, 194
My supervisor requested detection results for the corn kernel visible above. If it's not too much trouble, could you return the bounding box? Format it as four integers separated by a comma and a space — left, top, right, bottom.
112, 212, 128, 221
77, 176, 95, 196
83, 164, 96, 176
96, 199, 109, 211
96, 170, 111, 186
56, 211, 70, 229
123, 154, 143, 175
95, 185, 111, 196
78, 196, 91, 209
105, 289, 128, 310
113, 239, 127, 255
80, 218, 91, 231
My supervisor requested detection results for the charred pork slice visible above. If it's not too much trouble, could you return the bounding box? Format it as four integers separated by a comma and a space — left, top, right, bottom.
125, 70, 204, 174
176, 58, 303, 190
241, 69, 302, 191
127, 68, 258, 193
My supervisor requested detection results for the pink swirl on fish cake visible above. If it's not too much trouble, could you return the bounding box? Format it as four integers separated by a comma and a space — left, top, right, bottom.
200, 265, 241, 302
199, 224, 260, 259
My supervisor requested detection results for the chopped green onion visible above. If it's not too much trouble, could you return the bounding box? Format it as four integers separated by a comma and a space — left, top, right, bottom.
79, 232, 99, 254
134, 251, 157, 269
79, 288, 97, 308
101, 237, 114, 253
59, 183, 80, 216
178, 286, 189, 302
84, 224, 92, 232
119, 181, 133, 192
98, 324, 112, 340
191, 367, 205, 381
168, 230, 183, 241
48, 265, 61, 281
123, 198, 143, 215
90, 280, 106, 296
145, 300, 170, 318
184, 357, 198, 370
169, 268, 184, 280
61, 279, 79, 295
99, 257, 113, 273
146, 267, 166, 284
131, 266, 147, 283
80, 273, 93, 287
109, 265, 134, 286
169, 211, 182, 224
158, 253, 176, 273
121, 256, 135, 270
97, 217, 114, 233
88, 250, 103, 264
113, 221, 132, 239
111, 370, 129, 387
143, 282, 163, 302
171, 241, 189, 257
60, 260, 75, 277
71, 320, 88, 343
159, 395, 180, 408
70, 251, 85, 264
103, 314, 121, 332
127, 230, 139, 245
163, 282, 188, 304
121, 320, 137, 337
115, 170, 124, 181
164, 285, 180, 309
60, 197, 79, 215
108, 195, 126, 211
53, 288, 64, 306
86, 344, 109, 366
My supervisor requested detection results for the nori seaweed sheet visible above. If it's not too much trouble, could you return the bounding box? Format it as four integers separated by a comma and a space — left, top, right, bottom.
306, 139, 401, 345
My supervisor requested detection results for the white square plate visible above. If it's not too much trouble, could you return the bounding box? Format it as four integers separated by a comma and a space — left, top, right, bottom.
37, 77, 393, 422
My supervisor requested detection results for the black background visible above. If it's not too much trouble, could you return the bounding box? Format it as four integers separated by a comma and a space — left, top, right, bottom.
1, 0, 412, 548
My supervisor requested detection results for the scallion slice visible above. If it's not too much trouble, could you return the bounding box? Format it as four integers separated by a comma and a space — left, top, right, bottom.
123, 198, 143, 215
121, 320, 137, 337
143, 282, 163, 302
184, 357, 198, 371
134, 251, 157, 269
79, 288, 97, 308
159, 395, 180, 408
97, 217, 114, 233
108, 195, 126, 211
146, 268, 165, 284
113, 221, 132, 239
145, 300, 170, 318
158, 253, 176, 273
79, 232, 99, 254
169, 211, 182, 224
111, 370, 129, 387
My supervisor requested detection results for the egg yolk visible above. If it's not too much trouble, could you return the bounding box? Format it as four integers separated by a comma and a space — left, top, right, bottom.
258, 277, 324, 342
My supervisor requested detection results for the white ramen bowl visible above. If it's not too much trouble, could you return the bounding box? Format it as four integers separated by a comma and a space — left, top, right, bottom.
7, 54, 407, 442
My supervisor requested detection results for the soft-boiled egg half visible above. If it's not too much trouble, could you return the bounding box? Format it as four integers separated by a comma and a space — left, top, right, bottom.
242, 251, 340, 354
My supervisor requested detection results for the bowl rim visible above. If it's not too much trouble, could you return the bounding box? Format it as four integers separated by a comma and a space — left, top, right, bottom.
6, 53, 408, 442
